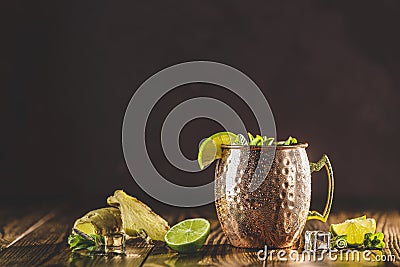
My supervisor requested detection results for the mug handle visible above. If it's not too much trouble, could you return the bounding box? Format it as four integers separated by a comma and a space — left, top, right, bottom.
307, 154, 334, 222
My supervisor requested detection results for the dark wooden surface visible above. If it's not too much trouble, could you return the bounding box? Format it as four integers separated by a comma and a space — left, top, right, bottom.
0, 205, 399, 267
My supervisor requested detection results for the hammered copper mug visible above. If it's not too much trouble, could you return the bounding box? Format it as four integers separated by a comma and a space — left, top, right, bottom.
214, 143, 334, 248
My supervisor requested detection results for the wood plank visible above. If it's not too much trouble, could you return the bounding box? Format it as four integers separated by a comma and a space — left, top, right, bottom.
143, 211, 399, 267
43, 238, 154, 267
380, 211, 400, 264
0, 209, 67, 266
0, 205, 53, 250
42, 205, 183, 266
1, 205, 398, 266
0, 205, 154, 267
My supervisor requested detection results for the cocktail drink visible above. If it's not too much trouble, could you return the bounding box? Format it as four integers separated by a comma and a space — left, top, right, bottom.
214, 143, 334, 248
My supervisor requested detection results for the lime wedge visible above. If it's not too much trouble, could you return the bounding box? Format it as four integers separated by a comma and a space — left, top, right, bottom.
197, 132, 237, 170
330, 216, 376, 246
165, 218, 210, 253
353, 215, 367, 221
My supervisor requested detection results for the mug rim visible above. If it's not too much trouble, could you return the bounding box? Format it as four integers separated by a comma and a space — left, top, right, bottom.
221, 143, 308, 150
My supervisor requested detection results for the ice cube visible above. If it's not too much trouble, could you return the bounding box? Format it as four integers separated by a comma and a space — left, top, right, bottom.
104, 233, 126, 254
304, 231, 330, 251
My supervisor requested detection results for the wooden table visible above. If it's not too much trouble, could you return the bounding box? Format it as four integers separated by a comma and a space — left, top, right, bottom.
0, 204, 399, 266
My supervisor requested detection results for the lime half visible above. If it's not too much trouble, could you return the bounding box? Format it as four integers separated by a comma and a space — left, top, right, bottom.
330, 216, 376, 246
198, 132, 237, 170
165, 218, 210, 253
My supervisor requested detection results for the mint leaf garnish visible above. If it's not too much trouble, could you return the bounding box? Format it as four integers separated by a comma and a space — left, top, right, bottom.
250, 135, 264, 146
247, 132, 254, 143
236, 133, 299, 146
284, 136, 298, 145
68, 228, 105, 253
234, 134, 248, 145
264, 137, 274, 146
364, 232, 385, 249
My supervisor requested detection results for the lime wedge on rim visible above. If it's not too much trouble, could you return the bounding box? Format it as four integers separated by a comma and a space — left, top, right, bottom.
165, 218, 210, 253
197, 132, 237, 170
330, 216, 376, 246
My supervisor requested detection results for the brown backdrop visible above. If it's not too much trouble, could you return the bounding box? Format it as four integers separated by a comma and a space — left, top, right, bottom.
2, 1, 400, 210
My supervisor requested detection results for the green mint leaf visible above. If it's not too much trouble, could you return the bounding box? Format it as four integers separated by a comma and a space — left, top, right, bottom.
247, 132, 254, 142
265, 137, 274, 146
284, 137, 291, 145
274, 141, 285, 146
250, 135, 263, 146
68, 234, 93, 248
282, 136, 298, 145
86, 245, 99, 252
90, 234, 105, 246
234, 134, 248, 145
68, 232, 105, 253
245, 133, 298, 146
256, 135, 264, 146
72, 244, 93, 252
67, 234, 81, 248
376, 232, 384, 241
364, 232, 385, 250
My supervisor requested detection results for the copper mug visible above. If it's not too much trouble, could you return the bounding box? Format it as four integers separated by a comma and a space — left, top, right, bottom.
214, 143, 334, 248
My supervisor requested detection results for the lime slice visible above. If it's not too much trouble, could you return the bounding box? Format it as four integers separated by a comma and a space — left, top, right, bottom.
165, 218, 210, 253
197, 132, 237, 170
330, 216, 376, 246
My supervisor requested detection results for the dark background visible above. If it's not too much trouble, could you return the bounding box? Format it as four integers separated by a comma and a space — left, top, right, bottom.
2, 1, 400, 210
